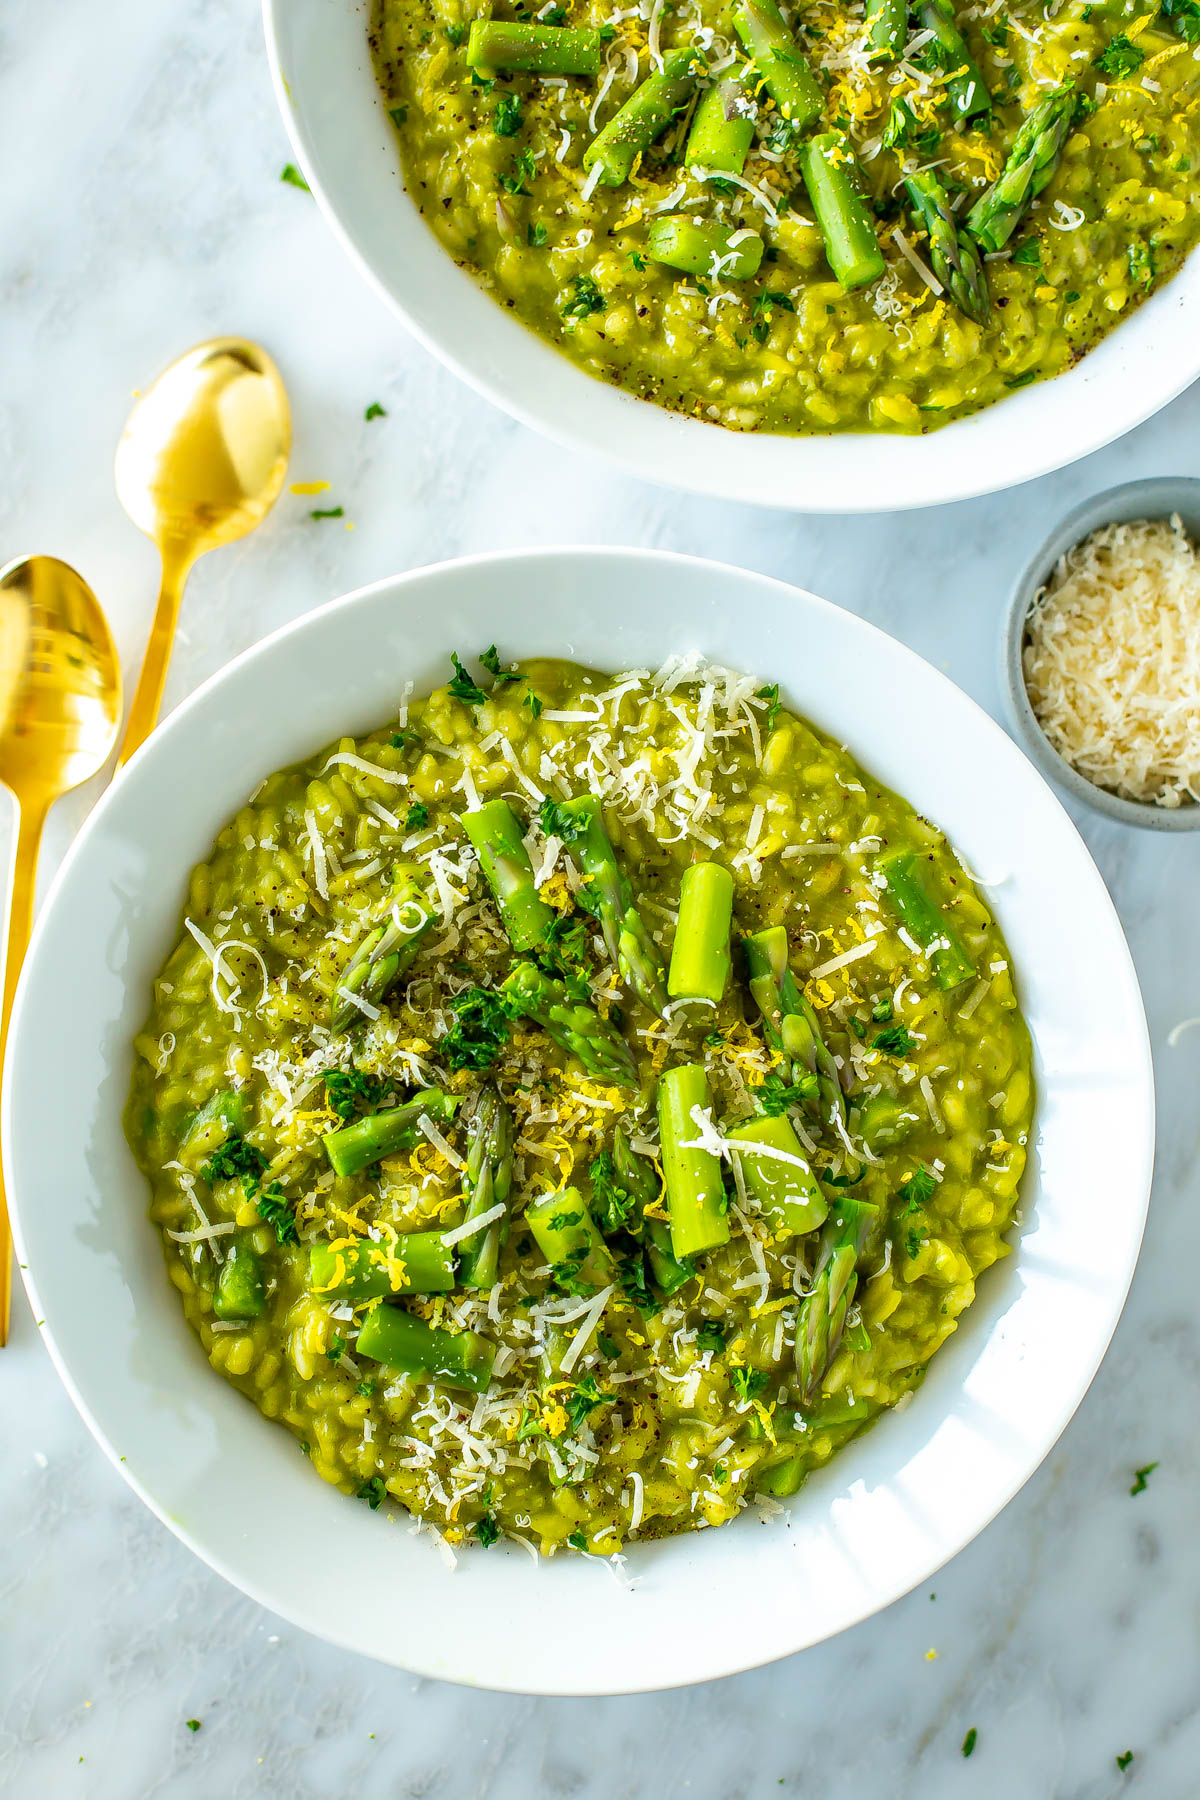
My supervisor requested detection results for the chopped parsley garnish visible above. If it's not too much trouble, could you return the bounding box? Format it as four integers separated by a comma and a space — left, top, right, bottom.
539, 912, 590, 995
750, 291, 795, 345
202, 1135, 267, 1188
280, 163, 310, 190
1128, 241, 1154, 289
898, 1166, 937, 1212
447, 652, 487, 707
567, 1529, 589, 1550
499, 150, 537, 195
390, 728, 421, 751
617, 1250, 660, 1314
961, 1728, 977, 1758
404, 801, 429, 831
328, 1333, 346, 1361
731, 1366, 769, 1403
543, 4, 567, 20
323, 1067, 387, 1121
589, 1150, 636, 1234
1094, 33, 1144, 76
766, 115, 802, 155
480, 643, 523, 685
440, 986, 511, 1070
494, 93, 523, 136
256, 1183, 298, 1246
756, 681, 782, 731
357, 1378, 377, 1397
475, 1508, 501, 1547
904, 1224, 925, 1259
1064, 290, 1081, 304
1130, 1461, 1158, 1495
524, 690, 543, 718
758, 1071, 818, 1115
565, 1374, 609, 1433
871, 998, 893, 1023
1011, 238, 1043, 270
538, 797, 587, 842
547, 1208, 583, 1230
356, 1476, 387, 1509
1116, 1751, 1135, 1772
389, 104, 409, 127
561, 274, 605, 319
627, 249, 647, 270
872, 1025, 919, 1057
597, 1332, 619, 1358
364, 402, 386, 421
445, 22, 467, 43
1005, 370, 1038, 389
696, 1320, 726, 1353
527, 221, 548, 248
1163, 0, 1200, 40
309, 506, 344, 521
549, 1251, 594, 1295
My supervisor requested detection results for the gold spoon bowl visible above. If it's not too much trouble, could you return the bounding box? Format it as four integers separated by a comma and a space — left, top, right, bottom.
0, 556, 122, 1342
114, 337, 291, 766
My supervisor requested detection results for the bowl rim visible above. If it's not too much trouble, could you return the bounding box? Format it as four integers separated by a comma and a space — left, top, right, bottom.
262, 0, 1200, 515
5, 545, 1157, 1692
1003, 476, 1200, 832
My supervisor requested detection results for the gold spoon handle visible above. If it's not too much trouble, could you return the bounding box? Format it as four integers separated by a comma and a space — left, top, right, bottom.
116, 541, 195, 769
0, 792, 49, 1345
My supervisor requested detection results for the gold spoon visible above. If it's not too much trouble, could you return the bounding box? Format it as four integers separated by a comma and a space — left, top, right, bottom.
114, 337, 290, 766
0, 557, 122, 1344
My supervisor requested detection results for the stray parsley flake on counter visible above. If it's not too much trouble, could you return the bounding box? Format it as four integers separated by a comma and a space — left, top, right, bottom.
364, 401, 387, 421
1129, 1461, 1158, 1495
310, 506, 345, 521
186, 1719, 202, 1733
1116, 1751, 1135, 1772
280, 163, 309, 190
961, 1727, 977, 1758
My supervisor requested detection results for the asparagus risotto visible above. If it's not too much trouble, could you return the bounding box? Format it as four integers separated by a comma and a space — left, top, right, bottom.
370, 0, 1200, 434
127, 652, 1033, 1558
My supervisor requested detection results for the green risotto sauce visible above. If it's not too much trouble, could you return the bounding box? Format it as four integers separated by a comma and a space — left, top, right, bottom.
369, 0, 1200, 434
127, 654, 1033, 1558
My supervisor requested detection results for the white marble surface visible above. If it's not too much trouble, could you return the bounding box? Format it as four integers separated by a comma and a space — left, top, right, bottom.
2, 1, 1199, 1793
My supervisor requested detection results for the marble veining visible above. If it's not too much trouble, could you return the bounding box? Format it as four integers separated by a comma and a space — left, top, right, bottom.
2, 0, 1199, 1793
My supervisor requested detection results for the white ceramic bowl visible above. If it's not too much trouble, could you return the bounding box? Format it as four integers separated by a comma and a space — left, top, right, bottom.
6, 548, 1153, 1694
264, 0, 1200, 514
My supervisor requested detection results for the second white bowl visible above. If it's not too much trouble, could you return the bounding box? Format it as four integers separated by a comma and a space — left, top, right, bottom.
264, 0, 1200, 513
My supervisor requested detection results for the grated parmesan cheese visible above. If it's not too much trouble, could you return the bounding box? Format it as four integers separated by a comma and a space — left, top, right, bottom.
1023, 515, 1200, 808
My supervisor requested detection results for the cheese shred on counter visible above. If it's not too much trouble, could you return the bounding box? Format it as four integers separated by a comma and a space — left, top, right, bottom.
1023, 515, 1200, 809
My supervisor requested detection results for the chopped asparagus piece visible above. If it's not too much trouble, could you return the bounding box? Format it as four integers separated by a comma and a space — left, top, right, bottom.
464, 799, 557, 952
466, 19, 602, 75
501, 961, 638, 1088
458, 1083, 515, 1290
668, 862, 734, 1003
727, 1115, 828, 1237
214, 1241, 265, 1320
647, 216, 764, 280
733, 0, 822, 128
742, 926, 846, 1129
331, 874, 435, 1032
356, 1305, 496, 1393
583, 46, 706, 188
551, 796, 668, 1013
795, 1196, 881, 1402
798, 133, 886, 291
878, 851, 976, 990
966, 86, 1077, 254
610, 1124, 695, 1295
309, 1233, 456, 1300
658, 1064, 730, 1258
323, 1089, 459, 1178
918, 0, 990, 120
904, 169, 990, 325
525, 1186, 614, 1288
685, 73, 757, 174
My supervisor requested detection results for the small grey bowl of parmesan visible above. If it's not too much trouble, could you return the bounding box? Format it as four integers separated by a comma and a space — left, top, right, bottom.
1003, 477, 1200, 830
